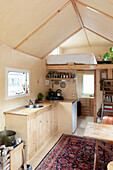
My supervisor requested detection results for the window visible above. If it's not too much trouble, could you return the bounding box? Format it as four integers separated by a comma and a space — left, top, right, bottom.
49, 47, 60, 55
83, 74, 94, 95
6, 67, 30, 99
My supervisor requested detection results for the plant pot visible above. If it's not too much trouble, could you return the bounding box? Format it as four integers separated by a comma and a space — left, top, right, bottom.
97, 61, 112, 64
0, 130, 16, 146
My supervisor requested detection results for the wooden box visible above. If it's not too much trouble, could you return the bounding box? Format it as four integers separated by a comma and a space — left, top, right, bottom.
10, 142, 23, 170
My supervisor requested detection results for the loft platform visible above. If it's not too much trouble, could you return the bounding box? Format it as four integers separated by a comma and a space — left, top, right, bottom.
46, 64, 113, 70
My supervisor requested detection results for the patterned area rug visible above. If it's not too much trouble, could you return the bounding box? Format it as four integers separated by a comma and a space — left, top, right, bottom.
35, 134, 113, 170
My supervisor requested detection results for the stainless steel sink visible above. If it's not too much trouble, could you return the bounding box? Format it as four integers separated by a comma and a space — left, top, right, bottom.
25, 104, 43, 108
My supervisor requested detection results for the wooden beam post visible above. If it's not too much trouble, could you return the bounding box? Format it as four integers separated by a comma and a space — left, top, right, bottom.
94, 70, 97, 122
70, 0, 91, 47
108, 69, 112, 79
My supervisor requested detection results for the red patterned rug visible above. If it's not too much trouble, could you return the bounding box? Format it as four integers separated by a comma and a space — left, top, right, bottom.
35, 134, 113, 170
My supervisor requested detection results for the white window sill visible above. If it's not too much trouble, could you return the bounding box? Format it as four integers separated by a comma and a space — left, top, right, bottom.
5, 93, 30, 100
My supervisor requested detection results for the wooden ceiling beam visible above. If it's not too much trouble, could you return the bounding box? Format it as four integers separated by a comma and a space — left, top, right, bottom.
14, 1, 71, 49
70, 0, 91, 47
85, 26, 113, 44
16, 49, 41, 59
42, 27, 82, 59
75, 0, 113, 20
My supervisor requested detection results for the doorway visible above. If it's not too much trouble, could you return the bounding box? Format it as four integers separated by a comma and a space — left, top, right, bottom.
74, 70, 95, 137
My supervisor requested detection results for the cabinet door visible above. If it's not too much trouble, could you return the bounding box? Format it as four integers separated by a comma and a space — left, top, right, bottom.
35, 112, 46, 150
54, 105, 58, 131
27, 117, 35, 159
46, 108, 52, 137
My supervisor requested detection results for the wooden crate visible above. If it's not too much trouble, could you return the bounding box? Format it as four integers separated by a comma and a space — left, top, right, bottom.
10, 142, 24, 170
0, 154, 10, 170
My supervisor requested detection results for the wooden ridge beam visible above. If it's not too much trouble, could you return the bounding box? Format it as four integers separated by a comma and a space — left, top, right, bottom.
70, 0, 91, 47
46, 64, 113, 70
74, 0, 113, 21
14, 1, 71, 49
42, 27, 82, 59
85, 27, 113, 44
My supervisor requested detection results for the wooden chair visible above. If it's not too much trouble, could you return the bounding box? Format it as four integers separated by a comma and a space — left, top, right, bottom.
103, 116, 113, 125
103, 116, 113, 146
102, 116, 113, 164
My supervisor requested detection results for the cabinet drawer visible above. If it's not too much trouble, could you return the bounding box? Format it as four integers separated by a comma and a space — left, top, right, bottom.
81, 102, 90, 107
80, 98, 90, 102
80, 98, 90, 106
81, 106, 90, 111
81, 111, 91, 116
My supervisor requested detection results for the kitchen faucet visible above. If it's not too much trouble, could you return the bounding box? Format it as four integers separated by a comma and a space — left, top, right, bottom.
29, 99, 34, 105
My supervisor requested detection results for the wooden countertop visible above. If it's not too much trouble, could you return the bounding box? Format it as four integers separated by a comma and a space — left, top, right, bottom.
4, 99, 76, 116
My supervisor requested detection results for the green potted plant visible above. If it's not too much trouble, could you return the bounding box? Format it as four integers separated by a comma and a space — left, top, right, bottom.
35, 93, 45, 103
103, 47, 113, 63
97, 47, 113, 64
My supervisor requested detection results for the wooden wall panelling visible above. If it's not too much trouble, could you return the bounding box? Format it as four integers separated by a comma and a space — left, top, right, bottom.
60, 29, 89, 49
71, 0, 91, 47
75, 0, 113, 18
42, 27, 82, 59
14, 0, 70, 49
76, 3, 113, 43
16, 3, 81, 58
0, 0, 69, 47
85, 28, 113, 47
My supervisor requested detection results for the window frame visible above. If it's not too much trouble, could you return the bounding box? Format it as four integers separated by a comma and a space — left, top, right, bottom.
5, 67, 30, 100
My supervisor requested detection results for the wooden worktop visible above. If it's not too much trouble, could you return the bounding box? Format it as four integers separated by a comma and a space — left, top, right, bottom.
84, 122, 113, 142
4, 99, 76, 116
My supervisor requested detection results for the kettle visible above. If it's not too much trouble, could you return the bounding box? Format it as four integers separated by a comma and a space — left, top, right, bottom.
56, 89, 62, 97
48, 89, 55, 97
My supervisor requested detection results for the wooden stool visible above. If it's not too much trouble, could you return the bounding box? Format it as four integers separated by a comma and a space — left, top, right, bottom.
107, 161, 113, 170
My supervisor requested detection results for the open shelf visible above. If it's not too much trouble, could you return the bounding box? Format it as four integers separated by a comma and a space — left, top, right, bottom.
104, 102, 113, 105
46, 78, 76, 80
103, 109, 113, 112
103, 94, 113, 95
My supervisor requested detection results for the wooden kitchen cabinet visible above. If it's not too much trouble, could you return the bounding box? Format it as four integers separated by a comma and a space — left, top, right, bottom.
58, 101, 76, 134
80, 98, 94, 116
29, 104, 58, 160
5, 103, 58, 161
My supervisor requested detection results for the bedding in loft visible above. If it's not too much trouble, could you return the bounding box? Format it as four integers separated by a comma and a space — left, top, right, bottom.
46, 53, 97, 65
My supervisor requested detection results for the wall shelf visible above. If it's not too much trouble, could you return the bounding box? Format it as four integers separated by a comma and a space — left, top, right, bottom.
46, 78, 76, 80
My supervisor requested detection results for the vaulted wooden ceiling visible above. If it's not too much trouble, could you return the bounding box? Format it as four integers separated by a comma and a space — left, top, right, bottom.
0, 0, 113, 58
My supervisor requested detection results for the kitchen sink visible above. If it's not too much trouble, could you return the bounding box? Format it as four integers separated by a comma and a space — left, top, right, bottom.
25, 104, 44, 108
